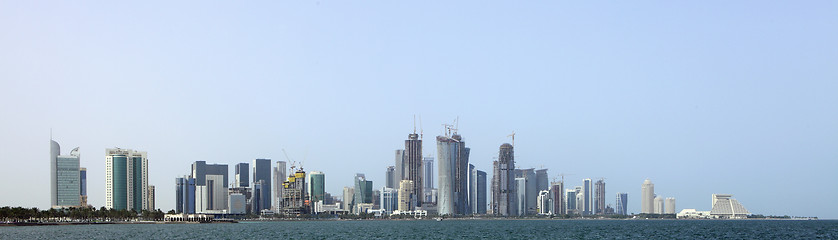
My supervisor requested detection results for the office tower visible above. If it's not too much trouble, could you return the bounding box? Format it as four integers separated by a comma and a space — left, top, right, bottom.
385, 166, 396, 189
397, 180, 414, 212
404, 133, 423, 207
516, 177, 527, 215
251, 180, 266, 214
148, 185, 155, 211
565, 189, 577, 214
654, 196, 664, 214
235, 163, 249, 188
381, 187, 397, 215
641, 179, 654, 214
470, 168, 487, 214
594, 179, 605, 215
274, 161, 286, 211
79, 167, 87, 207
468, 164, 475, 215
372, 189, 381, 209
515, 168, 536, 215
175, 176, 196, 214
229, 193, 246, 214
192, 161, 228, 212
580, 178, 592, 215
252, 159, 272, 212
422, 157, 434, 189
394, 150, 406, 186
535, 169, 548, 192
50, 140, 81, 208
491, 143, 517, 216
354, 174, 373, 211
105, 148, 148, 211
537, 190, 550, 215
309, 171, 325, 203
575, 188, 584, 214
616, 192, 628, 215
436, 131, 470, 215
665, 197, 676, 214
280, 169, 307, 214
343, 187, 355, 211
550, 182, 563, 215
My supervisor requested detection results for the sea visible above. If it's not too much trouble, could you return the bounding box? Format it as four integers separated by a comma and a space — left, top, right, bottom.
1, 219, 836, 239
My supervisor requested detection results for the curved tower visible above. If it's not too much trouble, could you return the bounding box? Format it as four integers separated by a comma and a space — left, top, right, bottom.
641, 179, 654, 214
50, 140, 60, 207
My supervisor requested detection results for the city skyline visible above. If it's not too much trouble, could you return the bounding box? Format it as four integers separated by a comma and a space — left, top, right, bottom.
1, 1, 836, 219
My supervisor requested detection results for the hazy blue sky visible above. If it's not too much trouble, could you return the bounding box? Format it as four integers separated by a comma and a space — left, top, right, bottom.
1, 1, 837, 218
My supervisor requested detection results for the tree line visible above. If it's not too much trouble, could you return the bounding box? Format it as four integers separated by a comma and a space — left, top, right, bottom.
0, 206, 165, 222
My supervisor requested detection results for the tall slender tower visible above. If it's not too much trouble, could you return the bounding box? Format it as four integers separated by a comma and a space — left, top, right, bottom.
405, 133, 423, 207
105, 148, 148, 211
641, 179, 654, 214
274, 161, 286, 211
491, 143, 516, 216
252, 159, 271, 211
437, 130, 470, 215
594, 179, 605, 215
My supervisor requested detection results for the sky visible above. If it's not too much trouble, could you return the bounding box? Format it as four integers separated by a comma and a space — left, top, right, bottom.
1, 1, 837, 218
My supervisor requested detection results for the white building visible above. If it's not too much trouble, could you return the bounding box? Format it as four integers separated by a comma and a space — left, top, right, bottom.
677, 209, 711, 219
665, 197, 676, 214
536, 190, 551, 215
640, 179, 654, 214
654, 196, 664, 214
710, 194, 749, 219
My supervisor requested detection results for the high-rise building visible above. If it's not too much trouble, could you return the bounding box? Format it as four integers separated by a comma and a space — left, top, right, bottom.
470, 167, 486, 214
550, 181, 563, 215
436, 132, 470, 215
397, 180, 414, 212
50, 140, 82, 208
148, 185, 155, 211
354, 174, 373, 212
404, 133, 423, 207
565, 189, 577, 215
665, 197, 676, 214
422, 157, 434, 189
581, 178, 592, 215
616, 192, 628, 215
516, 177, 527, 216
342, 187, 354, 211
274, 161, 286, 211
641, 179, 655, 214
105, 148, 148, 211
594, 179, 605, 215
252, 180, 266, 214
252, 159, 271, 212
280, 169, 307, 214
535, 169, 549, 192
79, 167, 87, 207
235, 163, 249, 188
654, 196, 664, 214
175, 176, 196, 214
537, 190, 550, 215
191, 161, 228, 212
575, 187, 584, 214
515, 168, 536, 215
394, 150, 406, 187
491, 143, 516, 216
385, 166, 396, 189
381, 187, 397, 215
309, 171, 325, 203
228, 193, 246, 214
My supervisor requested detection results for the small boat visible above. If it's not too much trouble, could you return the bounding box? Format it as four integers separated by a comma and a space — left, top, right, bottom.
435, 217, 443, 222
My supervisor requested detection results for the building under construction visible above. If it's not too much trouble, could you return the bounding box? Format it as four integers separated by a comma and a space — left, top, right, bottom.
281, 168, 309, 215
491, 143, 516, 216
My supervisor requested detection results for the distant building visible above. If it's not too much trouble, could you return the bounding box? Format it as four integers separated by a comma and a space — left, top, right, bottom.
616, 192, 628, 215
234, 163, 249, 188
398, 180, 414, 213
710, 194, 749, 219
228, 193, 246, 214
50, 140, 82, 208
535, 169, 549, 193
641, 179, 655, 214
436, 132, 470, 215
665, 197, 676, 214
342, 187, 355, 211
280, 169, 308, 214
79, 167, 87, 207
470, 168, 487, 214
385, 166, 396, 189
404, 133, 423, 207
594, 179, 605, 215
550, 182, 563, 215
581, 178, 592, 215
515, 169, 537, 215
394, 150, 406, 188
309, 171, 325, 203
274, 161, 286, 211
516, 177, 527, 216
105, 148, 148, 211
175, 176, 196, 214
354, 174, 373, 212
491, 143, 516, 216
192, 161, 228, 212
677, 208, 711, 219
252, 159, 272, 212
148, 185, 155, 211
381, 187, 397, 215
565, 188, 577, 215
654, 196, 664, 214
251, 180, 267, 214
422, 157, 435, 204
537, 190, 550, 215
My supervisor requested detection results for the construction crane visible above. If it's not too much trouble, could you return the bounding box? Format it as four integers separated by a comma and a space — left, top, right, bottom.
555, 173, 574, 184
507, 131, 516, 146
282, 148, 296, 172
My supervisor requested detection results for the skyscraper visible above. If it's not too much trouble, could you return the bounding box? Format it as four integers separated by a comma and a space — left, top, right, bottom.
191, 161, 228, 212
665, 197, 676, 214
654, 196, 664, 214
50, 140, 82, 208
394, 150, 406, 187
274, 161, 286, 211
105, 148, 148, 211
404, 133, 423, 207
565, 188, 577, 215
491, 143, 516, 216
516, 177, 527, 216
353, 173, 373, 212
309, 171, 325, 203
381, 187, 397, 215
550, 181, 563, 215
280, 169, 307, 214
515, 168, 536, 215
385, 166, 395, 189
470, 166, 487, 214
343, 187, 354, 211
235, 163, 249, 188
581, 178, 592, 215
641, 179, 654, 214
175, 176, 196, 214
594, 179, 605, 215
79, 167, 87, 207
436, 132, 470, 215
148, 185, 155, 211
535, 169, 549, 192
616, 192, 628, 215
537, 190, 550, 215
252, 159, 271, 212
422, 157, 435, 204
397, 180, 414, 212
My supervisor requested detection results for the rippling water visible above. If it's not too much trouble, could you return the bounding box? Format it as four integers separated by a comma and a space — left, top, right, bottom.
1, 219, 836, 239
